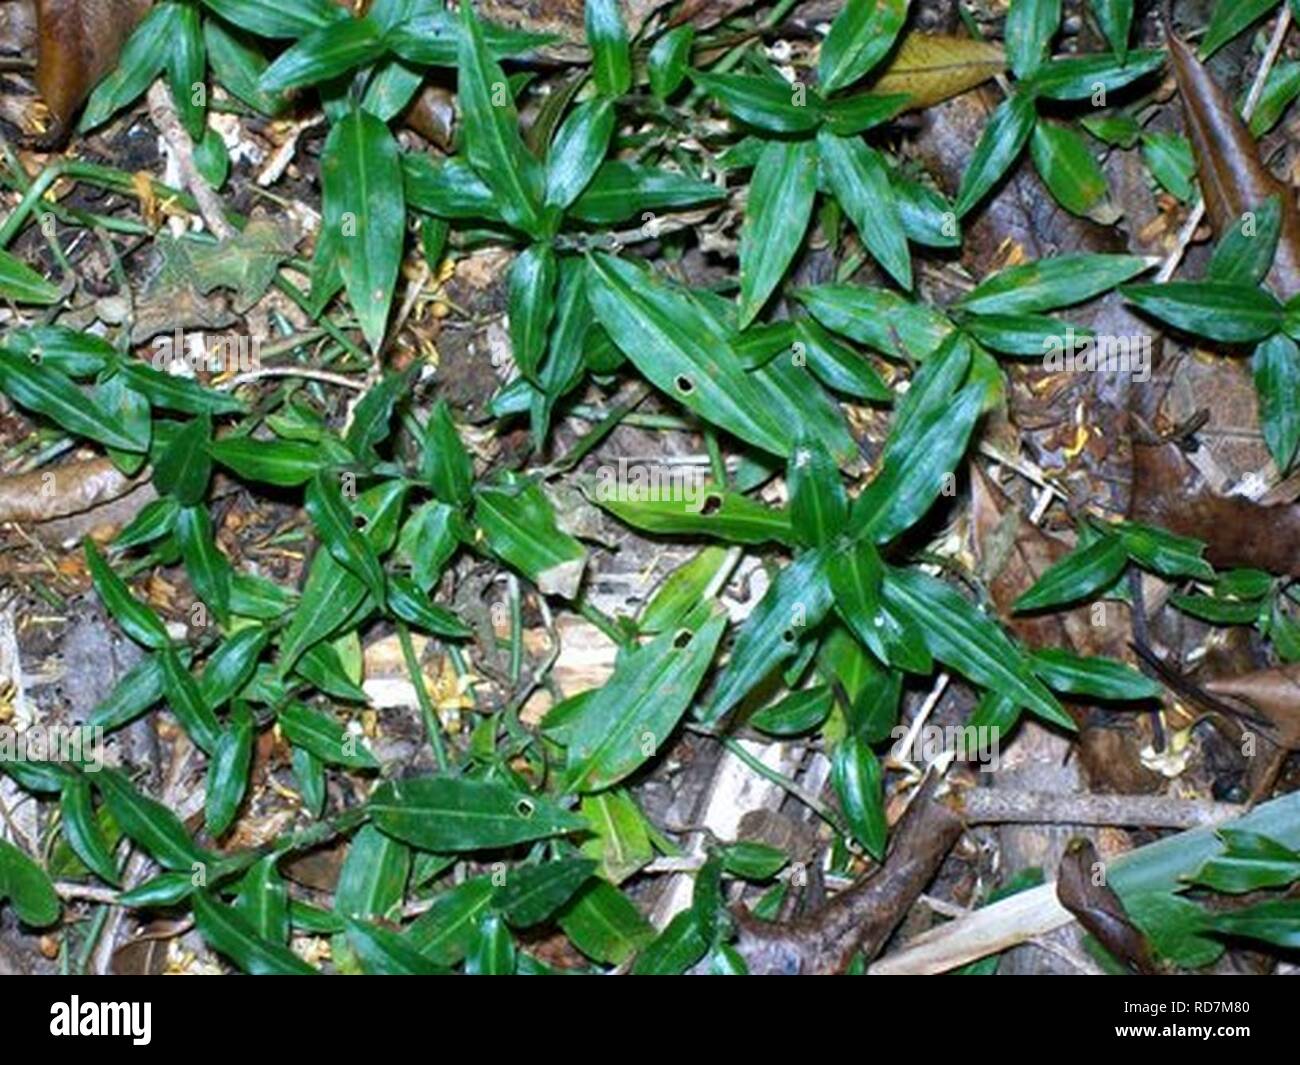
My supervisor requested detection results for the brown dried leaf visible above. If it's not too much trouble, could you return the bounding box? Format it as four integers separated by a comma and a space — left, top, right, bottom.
1057, 838, 1159, 973
1167, 27, 1300, 298
870, 33, 1005, 111
0, 458, 141, 524
35, 0, 153, 130
1204, 664, 1300, 750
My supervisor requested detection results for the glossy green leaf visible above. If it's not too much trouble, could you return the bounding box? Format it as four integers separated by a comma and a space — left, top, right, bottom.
96, 768, 207, 871
819, 0, 909, 93
961, 254, 1149, 315
1030, 120, 1107, 215
691, 71, 825, 133
346, 918, 447, 973
205, 704, 253, 837
210, 436, 323, 486
407, 876, 495, 964
305, 471, 387, 608
1005, 0, 1061, 79
750, 685, 834, 736
594, 482, 793, 545
193, 890, 315, 974
476, 477, 587, 598
0, 349, 144, 452
649, 25, 694, 98
176, 504, 232, 627
954, 91, 1036, 218
1116, 520, 1215, 580
789, 437, 847, 547
84, 539, 169, 649
817, 128, 912, 289
585, 0, 631, 97
335, 823, 410, 921
1029, 648, 1160, 700
278, 702, 378, 769
1025, 50, 1164, 100
60, 776, 120, 885
567, 160, 725, 224
545, 98, 614, 210
1014, 532, 1127, 611
199, 0, 345, 38
832, 735, 887, 859
260, 16, 387, 92
0, 249, 59, 304
370, 777, 586, 851
739, 138, 818, 325
492, 858, 595, 926
1192, 830, 1300, 893
0, 839, 59, 926
559, 880, 654, 965
1253, 332, 1300, 473
798, 284, 952, 359
508, 244, 558, 382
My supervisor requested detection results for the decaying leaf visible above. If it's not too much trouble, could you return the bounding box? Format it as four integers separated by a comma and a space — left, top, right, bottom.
870, 33, 1006, 111
1056, 837, 1160, 973
35, 0, 153, 131
1167, 27, 1300, 298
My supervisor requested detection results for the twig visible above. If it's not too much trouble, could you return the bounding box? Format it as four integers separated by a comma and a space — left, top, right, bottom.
956, 787, 1244, 829
145, 82, 234, 240
217, 366, 368, 392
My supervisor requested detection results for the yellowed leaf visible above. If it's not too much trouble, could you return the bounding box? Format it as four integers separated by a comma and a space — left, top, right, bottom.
871, 33, 1006, 110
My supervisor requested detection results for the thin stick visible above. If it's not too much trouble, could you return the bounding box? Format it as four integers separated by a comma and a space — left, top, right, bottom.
957, 787, 1243, 829
217, 366, 367, 392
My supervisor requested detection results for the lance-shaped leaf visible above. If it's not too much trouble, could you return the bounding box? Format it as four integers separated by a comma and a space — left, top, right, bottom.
739, 138, 818, 326
1253, 332, 1300, 473
60, 777, 120, 886
960, 253, 1149, 315
206, 704, 254, 837
407, 876, 495, 963
567, 160, 725, 224
278, 702, 378, 770
545, 98, 614, 210
259, 15, 387, 92
954, 90, 1036, 219
818, 128, 912, 290
0, 839, 59, 927
1201, 0, 1280, 60
1209, 197, 1282, 286
1026, 50, 1164, 100
819, 0, 910, 94
1029, 648, 1161, 700
0, 350, 143, 452
403, 155, 504, 221
1191, 829, 1300, 893
199, 0, 346, 39
335, 824, 410, 921
161, 645, 223, 755
95, 768, 208, 871
493, 858, 595, 926
0, 249, 60, 304
587, 253, 791, 456
305, 471, 388, 609
194, 891, 315, 975
370, 777, 586, 851
789, 437, 847, 547
798, 284, 953, 359
833, 735, 887, 859
508, 244, 558, 382
691, 71, 825, 133
84, 539, 169, 650
1004, 0, 1061, 80
1122, 281, 1283, 344
593, 482, 794, 545
346, 918, 448, 974
320, 109, 405, 351
1092, 0, 1134, 60
1013, 532, 1128, 612
476, 477, 587, 598
1030, 120, 1108, 216
649, 25, 693, 98
458, 2, 544, 235
565, 604, 727, 792
700, 548, 835, 724
751, 686, 835, 736
585, 0, 631, 97
882, 566, 1071, 727
176, 504, 232, 626
210, 437, 324, 486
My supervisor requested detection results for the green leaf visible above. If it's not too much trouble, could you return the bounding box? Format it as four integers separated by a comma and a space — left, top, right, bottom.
370, 777, 586, 851
1014, 533, 1127, 611
1082, 112, 1142, 148
161, 645, 223, 755
798, 283, 953, 359
1030, 120, 1107, 216
476, 477, 587, 598
750, 685, 834, 736
701, 548, 835, 724
580, 791, 654, 883
1091, 0, 1134, 60
594, 481, 794, 545
817, 129, 912, 289
649, 25, 694, 98
739, 138, 818, 326
631, 907, 710, 974
96, 768, 207, 871
278, 702, 378, 769
346, 918, 447, 974
335, 823, 410, 920
1116, 520, 1215, 579
167, 0, 207, 139
89, 654, 166, 731
545, 98, 614, 210
1025, 50, 1164, 100
789, 437, 848, 547
832, 735, 887, 859
84, 539, 169, 649
567, 160, 725, 224
559, 880, 656, 964
153, 415, 213, 505
199, 626, 270, 709
493, 858, 595, 926
819, 0, 909, 93
210, 436, 323, 486
205, 703, 254, 837
407, 876, 495, 964
961, 254, 1150, 315
508, 244, 558, 382
1208, 199, 1283, 286
1201, 0, 1278, 58
1253, 332, 1300, 473
423, 400, 475, 505
205, 19, 287, 116
954, 91, 1036, 218
80, 4, 179, 130
233, 855, 288, 943
691, 71, 825, 133
320, 109, 405, 351
193, 891, 315, 974
1208, 899, 1300, 948
0, 349, 144, 452
565, 605, 727, 792
1250, 60, 1300, 136
199, 0, 345, 38
176, 505, 232, 627
305, 471, 387, 608
0, 248, 59, 304
1029, 648, 1161, 700
115, 362, 246, 415
60, 776, 121, 886
720, 841, 789, 880
1138, 130, 1195, 203
1005, 0, 1061, 80
585, 0, 631, 97
403, 154, 503, 222
259, 16, 387, 92
883, 566, 1071, 727
0, 839, 59, 926
458, 2, 545, 235
1, 326, 114, 377
823, 91, 911, 135
388, 575, 472, 638
587, 253, 794, 457
795, 318, 892, 400
1192, 830, 1300, 893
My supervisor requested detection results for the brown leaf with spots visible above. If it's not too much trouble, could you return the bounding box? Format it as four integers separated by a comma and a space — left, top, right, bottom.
1166, 26, 1300, 298
35, 0, 153, 131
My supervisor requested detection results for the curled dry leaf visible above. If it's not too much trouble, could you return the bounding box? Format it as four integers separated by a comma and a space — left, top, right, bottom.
0, 457, 143, 525
1056, 837, 1160, 973
870, 34, 1006, 111
35, 0, 153, 131
1166, 28, 1300, 299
